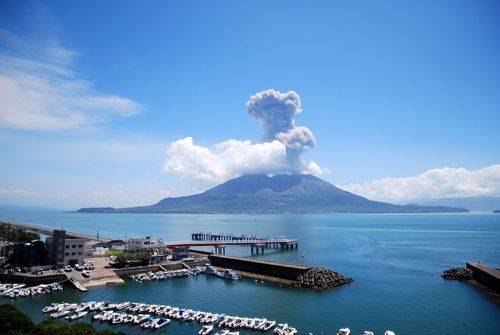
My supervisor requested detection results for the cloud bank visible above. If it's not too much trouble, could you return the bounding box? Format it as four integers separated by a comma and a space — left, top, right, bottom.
0, 29, 143, 130
341, 165, 500, 203
164, 89, 325, 187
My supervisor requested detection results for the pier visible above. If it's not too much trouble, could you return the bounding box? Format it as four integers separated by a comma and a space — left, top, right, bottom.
168, 233, 299, 255
192, 232, 265, 241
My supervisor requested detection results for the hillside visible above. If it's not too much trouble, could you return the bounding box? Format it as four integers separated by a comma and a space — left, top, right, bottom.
78, 174, 468, 214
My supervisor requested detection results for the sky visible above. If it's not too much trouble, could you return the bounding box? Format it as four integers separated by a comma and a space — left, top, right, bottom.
0, 0, 499, 209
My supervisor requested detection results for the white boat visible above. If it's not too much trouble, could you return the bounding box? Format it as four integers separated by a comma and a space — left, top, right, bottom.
337, 328, 351, 335
141, 320, 153, 329
154, 317, 170, 328
261, 320, 276, 331
133, 314, 150, 324
111, 313, 125, 324
199, 324, 214, 335
385, 331, 396, 335
274, 323, 288, 333
50, 310, 70, 319
70, 311, 88, 320
363, 332, 375, 335
202, 264, 219, 275
220, 269, 240, 280
92, 312, 107, 321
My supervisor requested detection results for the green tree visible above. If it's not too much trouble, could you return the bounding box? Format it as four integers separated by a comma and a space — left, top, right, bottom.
0, 304, 36, 335
0, 304, 125, 335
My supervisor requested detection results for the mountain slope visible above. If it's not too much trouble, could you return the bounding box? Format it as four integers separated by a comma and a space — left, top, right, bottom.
78, 174, 468, 214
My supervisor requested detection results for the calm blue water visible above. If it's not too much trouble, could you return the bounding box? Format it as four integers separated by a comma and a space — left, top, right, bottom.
1, 209, 499, 335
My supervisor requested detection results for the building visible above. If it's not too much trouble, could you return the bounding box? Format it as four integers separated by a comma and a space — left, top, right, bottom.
46, 230, 85, 266
127, 236, 164, 252
7, 240, 47, 267
171, 246, 189, 260
64, 237, 85, 265
46, 229, 65, 265
150, 253, 166, 264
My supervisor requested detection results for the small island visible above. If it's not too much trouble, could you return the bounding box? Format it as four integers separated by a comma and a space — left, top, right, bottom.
494, 210, 500, 213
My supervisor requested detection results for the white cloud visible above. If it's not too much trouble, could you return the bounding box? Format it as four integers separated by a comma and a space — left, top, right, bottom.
163, 89, 327, 187
0, 188, 37, 196
341, 165, 500, 203
0, 31, 143, 130
164, 137, 324, 188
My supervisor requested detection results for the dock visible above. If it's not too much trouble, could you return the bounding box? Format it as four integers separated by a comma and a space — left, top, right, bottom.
192, 232, 266, 241
183, 232, 298, 255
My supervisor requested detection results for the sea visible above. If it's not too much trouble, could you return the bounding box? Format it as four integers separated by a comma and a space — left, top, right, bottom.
0, 208, 499, 335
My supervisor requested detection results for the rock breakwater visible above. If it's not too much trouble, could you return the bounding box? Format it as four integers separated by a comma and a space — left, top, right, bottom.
294, 267, 353, 290
442, 267, 473, 281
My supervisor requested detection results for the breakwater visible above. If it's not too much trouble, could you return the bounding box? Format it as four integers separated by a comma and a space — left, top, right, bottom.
207, 254, 352, 289
466, 262, 500, 293
208, 255, 310, 280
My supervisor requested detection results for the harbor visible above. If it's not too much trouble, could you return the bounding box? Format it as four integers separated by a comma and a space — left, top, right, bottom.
41, 300, 298, 334
1, 221, 317, 291
0, 211, 499, 335
39, 300, 397, 335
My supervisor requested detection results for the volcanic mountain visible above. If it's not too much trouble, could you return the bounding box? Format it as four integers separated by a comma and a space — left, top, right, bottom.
78, 174, 468, 214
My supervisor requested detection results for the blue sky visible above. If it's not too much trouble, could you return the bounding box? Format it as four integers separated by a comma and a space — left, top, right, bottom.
1, 0, 499, 208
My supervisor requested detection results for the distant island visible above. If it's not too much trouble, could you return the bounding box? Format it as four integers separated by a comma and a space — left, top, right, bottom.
78, 174, 468, 214
494, 210, 500, 213
417, 196, 500, 212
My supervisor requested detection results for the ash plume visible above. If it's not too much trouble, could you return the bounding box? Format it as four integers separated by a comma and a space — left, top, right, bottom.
246, 89, 317, 171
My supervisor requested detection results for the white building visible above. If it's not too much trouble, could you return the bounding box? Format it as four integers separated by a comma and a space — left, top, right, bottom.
46, 230, 85, 266
127, 236, 164, 252
63, 238, 85, 265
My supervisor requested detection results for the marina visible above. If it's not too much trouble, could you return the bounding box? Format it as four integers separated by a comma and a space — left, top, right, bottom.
41, 300, 301, 335
0, 211, 499, 335
130, 265, 241, 282
1, 282, 63, 298
130, 268, 195, 282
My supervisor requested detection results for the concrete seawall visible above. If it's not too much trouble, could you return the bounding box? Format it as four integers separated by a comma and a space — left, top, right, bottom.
208, 255, 311, 280
466, 262, 500, 293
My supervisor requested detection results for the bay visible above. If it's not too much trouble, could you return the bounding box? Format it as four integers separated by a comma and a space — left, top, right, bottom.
1, 209, 499, 334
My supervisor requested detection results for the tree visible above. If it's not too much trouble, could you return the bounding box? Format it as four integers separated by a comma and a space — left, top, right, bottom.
0, 304, 125, 335
0, 304, 36, 335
